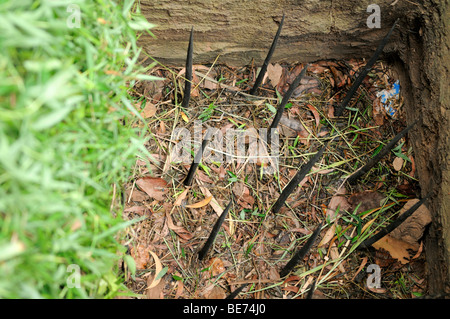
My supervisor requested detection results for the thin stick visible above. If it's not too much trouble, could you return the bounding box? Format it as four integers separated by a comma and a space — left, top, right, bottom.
346, 119, 417, 184
269, 64, 309, 135
280, 222, 323, 278
183, 129, 211, 187
334, 19, 398, 116
226, 283, 249, 299
249, 13, 285, 95
181, 27, 194, 109
272, 143, 326, 214
358, 192, 431, 249
198, 198, 234, 260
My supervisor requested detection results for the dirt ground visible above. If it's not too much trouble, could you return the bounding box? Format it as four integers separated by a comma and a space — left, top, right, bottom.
120, 58, 430, 299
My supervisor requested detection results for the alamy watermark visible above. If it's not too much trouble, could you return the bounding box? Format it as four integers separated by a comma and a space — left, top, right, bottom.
170, 121, 280, 175
66, 264, 81, 288
366, 263, 382, 289
367, 4, 381, 29
67, 4, 81, 29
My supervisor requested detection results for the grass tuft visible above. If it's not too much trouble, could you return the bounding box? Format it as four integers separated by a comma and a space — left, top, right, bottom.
0, 0, 154, 298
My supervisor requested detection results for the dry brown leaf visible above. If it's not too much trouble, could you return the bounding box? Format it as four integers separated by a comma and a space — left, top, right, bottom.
135, 177, 168, 201
141, 102, 157, 119
329, 244, 346, 273
174, 189, 189, 206
208, 257, 225, 276
174, 280, 184, 299
186, 196, 213, 208
129, 244, 149, 270
267, 63, 283, 88
327, 188, 350, 219
372, 97, 385, 126
306, 104, 321, 128
372, 235, 417, 264
201, 284, 226, 299
318, 223, 336, 247
165, 212, 194, 241
146, 274, 165, 299
393, 157, 404, 171
197, 179, 223, 216
349, 191, 385, 214
390, 199, 432, 249
123, 205, 148, 215
147, 250, 163, 289
232, 182, 254, 207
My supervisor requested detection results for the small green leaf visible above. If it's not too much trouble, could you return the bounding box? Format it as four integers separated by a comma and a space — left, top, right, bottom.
155, 266, 168, 281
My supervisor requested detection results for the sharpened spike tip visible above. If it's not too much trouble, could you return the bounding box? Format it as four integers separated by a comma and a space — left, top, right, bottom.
181, 27, 194, 108
334, 19, 398, 116
250, 13, 285, 95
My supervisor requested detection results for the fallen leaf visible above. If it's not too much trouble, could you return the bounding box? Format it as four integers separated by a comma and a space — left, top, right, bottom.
372, 234, 417, 264
136, 177, 168, 201
141, 101, 157, 118
306, 104, 321, 128
279, 115, 309, 139
393, 157, 404, 171
174, 189, 189, 206
197, 178, 235, 235
197, 179, 223, 216
180, 111, 189, 123
327, 187, 351, 219
174, 280, 184, 299
147, 251, 163, 289
129, 244, 149, 270
329, 244, 346, 273
208, 257, 225, 276
165, 211, 194, 241
267, 63, 283, 88
349, 191, 385, 214
372, 97, 385, 126
318, 223, 336, 247
389, 199, 432, 250
124, 205, 148, 215
292, 76, 322, 97
206, 285, 226, 299
146, 274, 165, 299
232, 182, 254, 206
186, 196, 213, 208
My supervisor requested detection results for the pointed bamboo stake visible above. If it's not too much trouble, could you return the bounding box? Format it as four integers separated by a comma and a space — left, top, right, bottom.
346, 119, 417, 185
280, 222, 323, 278
184, 129, 211, 187
272, 143, 326, 214
249, 13, 285, 95
181, 27, 194, 109
358, 192, 431, 249
267, 64, 309, 146
334, 19, 398, 116
226, 283, 249, 299
198, 198, 234, 260
305, 279, 317, 299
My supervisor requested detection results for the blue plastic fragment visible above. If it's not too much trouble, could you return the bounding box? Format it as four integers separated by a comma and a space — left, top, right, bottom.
376, 80, 400, 117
